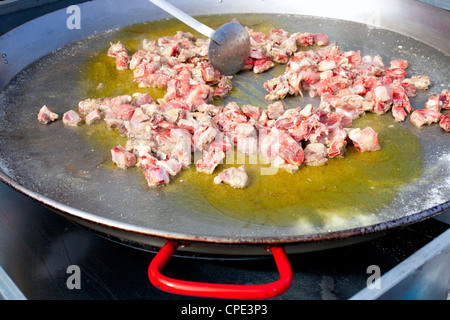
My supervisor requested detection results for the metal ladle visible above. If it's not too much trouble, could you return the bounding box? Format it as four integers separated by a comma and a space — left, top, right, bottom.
148, 0, 250, 76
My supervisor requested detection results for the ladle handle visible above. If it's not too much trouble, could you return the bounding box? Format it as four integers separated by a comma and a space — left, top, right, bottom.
148, 240, 293, 299
148, 0, 216, 39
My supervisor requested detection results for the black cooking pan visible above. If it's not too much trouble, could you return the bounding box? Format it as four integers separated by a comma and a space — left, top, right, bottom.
0, 0, 449, 298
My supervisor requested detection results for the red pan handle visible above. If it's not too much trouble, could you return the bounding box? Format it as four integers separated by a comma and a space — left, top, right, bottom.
148, 240, 293, 299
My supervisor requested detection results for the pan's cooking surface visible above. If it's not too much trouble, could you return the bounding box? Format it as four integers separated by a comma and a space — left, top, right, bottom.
0, 13, 449, 244
78, 15, 425, 228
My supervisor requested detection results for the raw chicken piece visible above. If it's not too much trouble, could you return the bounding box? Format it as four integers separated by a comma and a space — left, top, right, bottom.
196, 150, 225, 174
156, 158, 182, 176
334, 94, 366, 120
348, 127, 381, 152
233, 123, 257, 138
132, 93, 154, 107
390, 59, 408, 69
326, 127, 348, 158
385, 68, 407, 81
236, 136, 258, 156
281, 36, 298, 54
38, 105, 59, 124
288, 120, 312, 142
439, 114, 450, 132
275, 109, 301, 131
207, 134, 233, 154
269, 28, 290, 44
242, 58, 255, 71
367, 85, 394, 115
303, 143, 328, 166
127, 108, 150, 131
410, 109, 441, 127
267, 101, 285, 120
196, 103, 223, 117
200, 62, 216, 83
139, 153, 158, 171
185, 83, 214, 108
99, 95, 132, 113
327, 138, 347, 158
241, 104, 261, 120
63, 110, 84, 126
221, 102, 246, 121
105, 104, 136, 121
107, 41, 128, 57
316, 76, 349, 96
253, 58, 275, 74
214, 165, 249, 189
144, 167, 170, 187
111, 145, 137, 169
392, 105, 408, 122
319, 111, 352, 131
107, 41, 130, 70
264, 75, 292, 101
85, 109, 102, 125
170, 128, 193, 168
390, 82, 413, 120
401, 82, 417, 98
115, 52, 129, 70
401, 75, 431, 90
126, 139, 156, 158
271, 45, 290, 63
424, 94, 443, 113
260, 128, 304, 166
78, 98, 102, 114
440, 90, 450, 109
373, 86, 393, 103
313, 33, 329, 46
193, 125, 220, 151
295, 32, 314, 46
250, 48, 266, 60
317, 60, 337, 72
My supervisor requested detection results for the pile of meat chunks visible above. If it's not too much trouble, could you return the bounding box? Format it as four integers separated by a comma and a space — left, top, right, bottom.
38, 26, 449, 189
